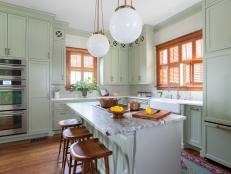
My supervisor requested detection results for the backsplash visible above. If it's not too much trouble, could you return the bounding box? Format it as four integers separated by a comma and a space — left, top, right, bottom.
130, 85, 203, 101
51, 85, 130, 98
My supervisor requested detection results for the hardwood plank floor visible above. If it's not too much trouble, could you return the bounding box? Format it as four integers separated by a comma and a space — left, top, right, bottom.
0, 135, 230, 174
0, 135, 61, 174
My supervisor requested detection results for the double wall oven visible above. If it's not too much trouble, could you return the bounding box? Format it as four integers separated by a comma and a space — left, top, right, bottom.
0, 59, 27, 137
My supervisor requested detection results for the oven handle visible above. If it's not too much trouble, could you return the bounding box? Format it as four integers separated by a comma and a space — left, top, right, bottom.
0, 65, 25, 69
0, 86, 26, 90
0, 110, 25, 115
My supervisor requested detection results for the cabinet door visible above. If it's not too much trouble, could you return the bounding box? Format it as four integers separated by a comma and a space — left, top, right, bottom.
206, 0, 231, 52
0, 12, 7, 58
138, 41, 147, 84
110, 46, 119, 84
103, 48, 112, 84
205, 122, 231, 168
206, 53, 231, 126
119, 45, 128, 84
128, 46, 135, 84
52, 41, 65, 84
186, 106, 202, 148
29, 61, 50, 134
8, 14, 26, 59
134, 43, 140, 83
28, 18, 50, 60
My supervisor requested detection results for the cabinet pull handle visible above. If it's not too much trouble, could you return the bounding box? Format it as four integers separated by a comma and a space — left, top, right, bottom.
138, 75, 141, 81
111, 76, 114, 81
216, 125, 231, 131
120, 77, 122, 81
191, 107, 200, 111
5, 48, 8, 56
48, 52, 50, 59
8, 48, 10, 55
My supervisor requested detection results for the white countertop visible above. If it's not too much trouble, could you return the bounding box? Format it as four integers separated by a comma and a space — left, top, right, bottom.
67, 102, 185, 136
51, 96, 203, 106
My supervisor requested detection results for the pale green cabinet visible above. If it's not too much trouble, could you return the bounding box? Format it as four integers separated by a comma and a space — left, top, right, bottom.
52, 25, 66, 84
206, 0, 231, 52
29, 61, 50, 134
118, 45, 129, 84
185, 105, 202, 148
102, 41, 128, 85
28, 18, 50, 60
0, 12, 26, 58
0, 12, 7, 58
7, 14, 26, 58
204, 122, 231, 168
128, 25, 155, 84
205, 52, 231, 126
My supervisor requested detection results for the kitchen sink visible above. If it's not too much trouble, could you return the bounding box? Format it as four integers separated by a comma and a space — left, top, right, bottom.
149, 98, 181, 113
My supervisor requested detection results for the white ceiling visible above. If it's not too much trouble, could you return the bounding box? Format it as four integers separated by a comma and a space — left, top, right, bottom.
1, 0, 201, 32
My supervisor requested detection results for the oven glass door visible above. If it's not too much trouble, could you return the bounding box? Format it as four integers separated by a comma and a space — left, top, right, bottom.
0, 67, 24, 80
0, 90, 22, 105
0, 88, 25, 110
0, 110, 27, 136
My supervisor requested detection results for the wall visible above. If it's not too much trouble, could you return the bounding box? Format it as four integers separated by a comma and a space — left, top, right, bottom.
130, 3, 203, 101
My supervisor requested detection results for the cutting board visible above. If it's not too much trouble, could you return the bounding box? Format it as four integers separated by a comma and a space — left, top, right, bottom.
132, 109, 170, 121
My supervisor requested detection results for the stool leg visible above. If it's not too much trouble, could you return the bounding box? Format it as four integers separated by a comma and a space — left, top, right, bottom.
63, 139, 69, 173
58, 127, 64, 158
62, 139, 66, 170
104, 156, 110, 174
69, 154, 72, 174
73, 160, 77, 174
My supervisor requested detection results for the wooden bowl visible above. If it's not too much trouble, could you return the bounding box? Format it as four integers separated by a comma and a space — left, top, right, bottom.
99, 98, 118, 108
107, 108, 127, 119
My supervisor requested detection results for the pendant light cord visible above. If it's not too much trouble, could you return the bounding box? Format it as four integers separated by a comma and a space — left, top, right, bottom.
93, 0, 104, 34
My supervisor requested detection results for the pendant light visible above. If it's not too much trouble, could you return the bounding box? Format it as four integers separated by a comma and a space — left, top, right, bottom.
109, 0, 143, 44
87, 0, 109, 57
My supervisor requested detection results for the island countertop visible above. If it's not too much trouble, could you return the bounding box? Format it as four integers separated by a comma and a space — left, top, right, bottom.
67, 102, 185, 136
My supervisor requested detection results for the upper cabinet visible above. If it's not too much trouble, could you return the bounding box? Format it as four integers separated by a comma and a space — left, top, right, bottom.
129, 25, 155, 84
101, 25, 154, 85
101, 41, 128, 85
8, 14, 26, 58
0, 12, 7, 58
0, 12, 26, 59
52, 22, 67, 85
205, 0, 231, 52
28, 18, 50, 60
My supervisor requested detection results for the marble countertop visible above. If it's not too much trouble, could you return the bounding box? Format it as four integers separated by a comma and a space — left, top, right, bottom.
52, 96, 203, 106
67, 102, 185, 136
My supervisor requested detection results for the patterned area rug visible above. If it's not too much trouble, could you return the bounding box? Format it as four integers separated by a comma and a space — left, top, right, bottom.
181, 151, 231, 174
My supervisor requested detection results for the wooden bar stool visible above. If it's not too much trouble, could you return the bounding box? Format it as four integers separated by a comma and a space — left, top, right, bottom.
58, 119, 82, 158
70, 138, 113, 174
62, 127, 93, 173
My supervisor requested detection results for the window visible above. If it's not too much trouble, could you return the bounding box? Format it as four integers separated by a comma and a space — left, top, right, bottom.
156, 30, 203, 91
66, 47, 97, 88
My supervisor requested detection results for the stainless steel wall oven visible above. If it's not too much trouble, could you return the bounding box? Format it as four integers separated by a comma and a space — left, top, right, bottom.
0, 59, 27, 137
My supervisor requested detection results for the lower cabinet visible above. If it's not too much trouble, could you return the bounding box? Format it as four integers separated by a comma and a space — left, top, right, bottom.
204, 122, 231, 168
52, 102, 81, 131
28, 61, 50, 134
185, 105, 202, 149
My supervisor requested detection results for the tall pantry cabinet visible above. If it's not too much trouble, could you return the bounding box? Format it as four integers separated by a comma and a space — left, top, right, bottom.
28, 17, 53, 135
203, 0, 231, 168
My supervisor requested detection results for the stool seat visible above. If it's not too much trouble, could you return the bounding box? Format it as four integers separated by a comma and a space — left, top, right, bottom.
70, 139, 112, 160
58, 119, 81, 128
63, 127, 93, 140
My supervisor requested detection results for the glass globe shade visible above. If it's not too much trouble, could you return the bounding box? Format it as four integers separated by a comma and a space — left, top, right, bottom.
110, 7, 143, 44
87, 33, 109, 57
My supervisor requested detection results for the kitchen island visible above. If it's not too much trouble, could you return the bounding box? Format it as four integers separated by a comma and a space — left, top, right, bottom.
67, 102, 185, 174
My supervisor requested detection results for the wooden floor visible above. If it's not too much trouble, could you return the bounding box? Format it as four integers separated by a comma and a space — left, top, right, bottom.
0, 135, 230, 174
0, 135, 62, 174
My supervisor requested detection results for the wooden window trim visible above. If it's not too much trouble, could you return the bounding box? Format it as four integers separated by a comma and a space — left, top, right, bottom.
156, 30, 203, 91
66, 47, 97, 89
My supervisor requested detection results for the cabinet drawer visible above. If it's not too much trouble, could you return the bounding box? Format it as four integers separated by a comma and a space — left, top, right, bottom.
205, 122, 231, 168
